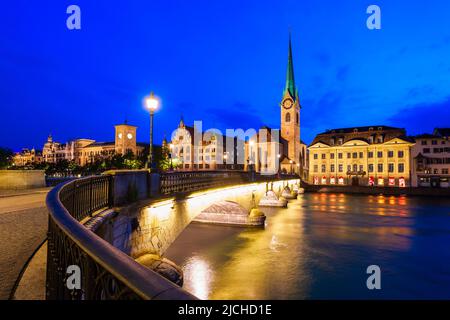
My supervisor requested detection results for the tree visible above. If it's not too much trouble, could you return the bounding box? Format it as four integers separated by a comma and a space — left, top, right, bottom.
0, 147, 13, 169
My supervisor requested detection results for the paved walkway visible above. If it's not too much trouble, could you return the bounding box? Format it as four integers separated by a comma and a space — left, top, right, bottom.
0, 189, 49, 299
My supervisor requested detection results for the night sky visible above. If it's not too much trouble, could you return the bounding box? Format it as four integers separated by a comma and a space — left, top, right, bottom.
1, 1, 450, 151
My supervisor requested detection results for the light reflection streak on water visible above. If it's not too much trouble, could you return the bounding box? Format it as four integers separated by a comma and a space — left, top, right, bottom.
182, 256, 213, 300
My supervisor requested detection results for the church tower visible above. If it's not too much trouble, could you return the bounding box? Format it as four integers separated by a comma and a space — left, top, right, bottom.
280, 33, 301, 165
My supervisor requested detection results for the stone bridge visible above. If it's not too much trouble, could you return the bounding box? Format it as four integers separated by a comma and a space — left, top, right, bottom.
45, 170, 299, 300
106, 178, 299, 259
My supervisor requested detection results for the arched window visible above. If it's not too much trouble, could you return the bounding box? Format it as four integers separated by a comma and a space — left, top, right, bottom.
296, 112, 299, 124
285, 112, 291, 122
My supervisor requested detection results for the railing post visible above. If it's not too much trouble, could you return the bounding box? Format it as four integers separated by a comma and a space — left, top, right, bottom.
108, 175, 114, 207
89, 179, 94, 217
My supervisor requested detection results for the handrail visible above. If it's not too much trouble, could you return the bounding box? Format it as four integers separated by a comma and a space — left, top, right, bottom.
160, 170, 298, 195
46, 176, 196, 300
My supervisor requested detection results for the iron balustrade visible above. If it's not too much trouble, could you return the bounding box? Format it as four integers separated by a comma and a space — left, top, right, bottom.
160, 171, 249, 195
160, 170, 299, 195
46, 175, 195, 300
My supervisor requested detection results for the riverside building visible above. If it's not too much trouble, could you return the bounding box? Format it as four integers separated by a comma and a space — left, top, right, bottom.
308, 126, 414, 187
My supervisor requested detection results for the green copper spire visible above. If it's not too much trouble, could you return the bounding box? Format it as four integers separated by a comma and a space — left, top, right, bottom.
285, 32, 297, 99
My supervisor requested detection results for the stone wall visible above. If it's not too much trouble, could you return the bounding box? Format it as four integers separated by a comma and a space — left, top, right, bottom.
0, 170, 45, 190
303, 184, 450, 197
104, 170, 160, 206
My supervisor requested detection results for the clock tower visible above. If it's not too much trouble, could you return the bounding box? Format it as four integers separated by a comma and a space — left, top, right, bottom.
115, 123, 137, 155
280, 33, 301, 166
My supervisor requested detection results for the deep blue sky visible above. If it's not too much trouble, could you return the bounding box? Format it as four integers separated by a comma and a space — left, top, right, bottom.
1, 1, 450, 151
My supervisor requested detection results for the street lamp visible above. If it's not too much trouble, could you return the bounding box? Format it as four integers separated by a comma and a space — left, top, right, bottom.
144, 92, 159, 170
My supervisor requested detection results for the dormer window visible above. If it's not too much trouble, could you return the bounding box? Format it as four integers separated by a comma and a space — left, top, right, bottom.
353, 128, 358, 133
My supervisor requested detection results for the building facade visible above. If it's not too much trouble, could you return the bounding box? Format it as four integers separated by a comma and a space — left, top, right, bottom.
168, 119, 244, 171
308, 126, 414, 187
41, 123, 144, 166
13, 148, 42, 167
411, 128, 450, 188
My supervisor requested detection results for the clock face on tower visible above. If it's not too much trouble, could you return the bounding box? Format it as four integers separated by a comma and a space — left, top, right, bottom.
282, 98, 293, 109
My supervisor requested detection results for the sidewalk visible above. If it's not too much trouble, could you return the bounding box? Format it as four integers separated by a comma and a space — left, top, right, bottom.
12, 242, 47, 300
0, 187, 51, 198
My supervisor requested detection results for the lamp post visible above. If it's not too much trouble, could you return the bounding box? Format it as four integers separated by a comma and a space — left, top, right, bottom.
144, 92, 159, 170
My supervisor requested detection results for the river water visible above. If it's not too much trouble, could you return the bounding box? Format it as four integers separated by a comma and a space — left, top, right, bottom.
164, 193, 450, 299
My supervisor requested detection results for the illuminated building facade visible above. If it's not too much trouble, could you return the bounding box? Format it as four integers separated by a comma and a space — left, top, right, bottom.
168, 119, 243, 171
12, 148, 42, 167
411, 128, 450, 188
308, 126, 414, 187
41, 123, 144, 166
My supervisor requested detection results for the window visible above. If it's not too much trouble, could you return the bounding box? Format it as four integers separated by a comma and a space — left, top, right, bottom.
377, 151, 383, 158
330, 164, 335, 172
338, 164, 343, 172
421, 140, 427, 145
423, 148, 430, 154
347, 165, 351, 172
353, 152, 358, 158
338, 153, 343, 159
388, 151, 394, 158
314, 165, 318, 173
398, 163, 405, 173
359, 152, 364, 158
353, 164, 358, 172
330, 153, 335, 159
432, 140, 437, 145
359, 165, 364, 172
322, 154, 326, 159
398, 151, 404, 158
313, 153, 318, 160
347, 153, 351, 159
296, 113, 299, 124
388, 163, 394, 173
321, 164, 326, 173
368, 164, 374, 172
368, 151, 374, 158
443, 169, 449, 174
378, 164, 383, 172
285, 112, 291, 122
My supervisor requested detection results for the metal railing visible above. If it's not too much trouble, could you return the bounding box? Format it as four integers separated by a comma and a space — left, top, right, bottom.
160, 170, 299, 195
46, 175, 195, 300
160, 170, 248, 195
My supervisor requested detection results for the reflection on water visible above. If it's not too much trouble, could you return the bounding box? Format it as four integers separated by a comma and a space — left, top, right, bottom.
182, 256, 213, 300
164, 193, 450, 299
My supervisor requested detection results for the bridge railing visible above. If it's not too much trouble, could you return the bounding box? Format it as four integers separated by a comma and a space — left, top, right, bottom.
160, 170, 248, 195
160, 170, 298, 195
46, 175, 195, 300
